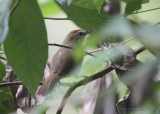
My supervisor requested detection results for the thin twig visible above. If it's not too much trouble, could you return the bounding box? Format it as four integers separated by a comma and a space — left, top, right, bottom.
44, 17, 109, 21
131, 7, 160, 14
0, 81, 42, 88
0, 56, 6, 61
0, 81, 22, 87
48, 43, 95, 57
28, 94, 31, 111
49, 36, 136, 56
88, 48, 102, 54
48, 43, 72, 49
44, 17, 71, 20
10, 0, 21, 16
56, 45, 145, 114
87, 36, 136, 54
120, 37, 135, 45
155, 22, 160, 26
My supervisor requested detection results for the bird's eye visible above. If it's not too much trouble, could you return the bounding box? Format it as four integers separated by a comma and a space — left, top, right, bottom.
77, 32, 84, 36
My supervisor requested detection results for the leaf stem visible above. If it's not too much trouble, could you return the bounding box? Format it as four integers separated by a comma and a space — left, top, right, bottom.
44, 17, 109, 21
10, 0, 21, 16
131, 7, 160, 14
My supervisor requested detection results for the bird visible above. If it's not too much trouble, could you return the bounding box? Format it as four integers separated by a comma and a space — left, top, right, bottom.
37, 30, 93, 96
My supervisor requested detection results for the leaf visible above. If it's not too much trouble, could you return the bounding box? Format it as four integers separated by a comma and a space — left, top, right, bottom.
0, 61, 17, 113
100, 17, 133, 38
58, 3, 109, 30
4, 0, 48, 97
125, 0, 143, 15
134, 25, 160, 61
0, 0, 12, 44
72, 0, 103, 13
0, 60, 5, 78
39, 0, 61, 16
56, 0, 71, 8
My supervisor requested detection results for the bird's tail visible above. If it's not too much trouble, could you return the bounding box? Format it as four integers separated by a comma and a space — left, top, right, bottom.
37, 74, 60, 96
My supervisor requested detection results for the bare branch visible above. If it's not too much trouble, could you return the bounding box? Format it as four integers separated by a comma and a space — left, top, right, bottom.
120, 37, 135, 45
88, 48, 102, 54
87, 36, 136, 54
48, 43, 96, 57
134, 46, 145, 55
10, 0, 21, 16
131, 7, 160, 14
44, 17, 109, 21
0, 81, 42, 88
48, 43, 72, 49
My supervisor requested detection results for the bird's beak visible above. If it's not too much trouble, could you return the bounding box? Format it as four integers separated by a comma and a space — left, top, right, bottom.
85, 30, 94, 35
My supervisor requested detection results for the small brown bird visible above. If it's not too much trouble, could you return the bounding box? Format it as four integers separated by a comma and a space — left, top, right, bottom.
37, 30, 93, 95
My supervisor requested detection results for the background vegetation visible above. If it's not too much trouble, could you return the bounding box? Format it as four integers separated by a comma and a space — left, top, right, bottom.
0, 0, 160, 113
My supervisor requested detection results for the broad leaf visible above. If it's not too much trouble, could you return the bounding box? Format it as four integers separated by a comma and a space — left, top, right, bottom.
72, 0, 103, 13
124, 0, 143, 15
4, 0, 48, 97
134, 25, 160, 61
58, 3, 109, 30
0, 0, 12, 44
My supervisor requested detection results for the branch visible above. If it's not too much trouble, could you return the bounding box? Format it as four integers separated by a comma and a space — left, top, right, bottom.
10, 0, 21, 16
44, 17, 109, 21
56, 67, 114, 114
88, 48, 102, 54
48, 43, 72, 49
0, 56, 6, 61
48, 43, 96, 57
0, 81, 42, 88
88, 36, 136, 54
120, 37, 135, 45
131, 7, 160, 14
56, 45, 146, 114
0, 81, 22, 87
134, 45, 145, 55
49, 36, 136, 56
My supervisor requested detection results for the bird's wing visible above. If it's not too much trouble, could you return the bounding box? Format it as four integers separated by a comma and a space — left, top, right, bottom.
50, 48, 75, 76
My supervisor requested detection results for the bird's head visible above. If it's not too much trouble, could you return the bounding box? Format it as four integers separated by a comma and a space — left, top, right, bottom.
64, 30, 94, 45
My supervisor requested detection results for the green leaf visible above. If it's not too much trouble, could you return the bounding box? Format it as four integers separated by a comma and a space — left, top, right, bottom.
56, 0, 71, 8
58, 3, 109, 30
134, 25, 160, 61
122, 0, 150, 4
4, 0, 48, 97
0, 0, 12, 44
0, 61, 5, 78
0, 61, 17, 113
72, 0, 103, 13
124, 0, 143, 15
39, 0, 61, 16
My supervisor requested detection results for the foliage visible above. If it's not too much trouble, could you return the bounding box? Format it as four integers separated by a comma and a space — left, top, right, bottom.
4, 0, 48, 97
0, 0, 160, 113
